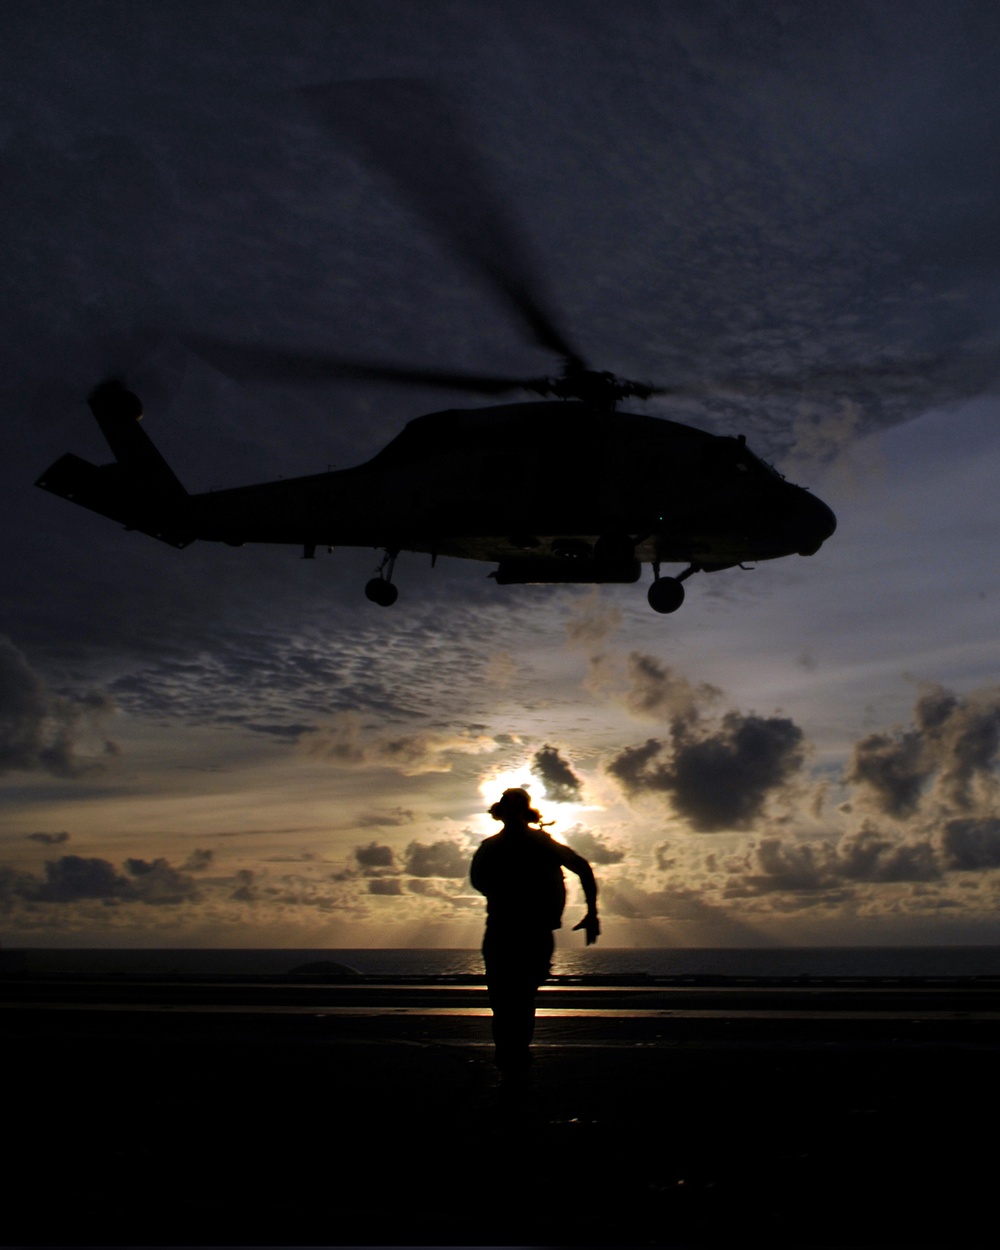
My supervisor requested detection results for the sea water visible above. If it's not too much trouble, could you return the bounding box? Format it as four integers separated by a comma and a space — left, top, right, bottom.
15, 945, 1000, 978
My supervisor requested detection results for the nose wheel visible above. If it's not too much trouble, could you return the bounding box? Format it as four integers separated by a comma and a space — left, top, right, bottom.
365, 549, 399, 606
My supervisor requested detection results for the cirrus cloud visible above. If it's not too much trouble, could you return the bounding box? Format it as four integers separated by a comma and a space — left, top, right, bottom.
299, 710, 498, 774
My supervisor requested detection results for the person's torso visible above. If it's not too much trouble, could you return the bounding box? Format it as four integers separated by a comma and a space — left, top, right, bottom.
475, 830, 567, 930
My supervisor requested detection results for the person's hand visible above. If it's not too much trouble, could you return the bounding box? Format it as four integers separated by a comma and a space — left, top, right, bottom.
572, 912, 600, 945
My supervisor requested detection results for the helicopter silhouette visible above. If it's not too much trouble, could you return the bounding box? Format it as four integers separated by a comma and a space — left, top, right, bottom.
36, 80, 837, 614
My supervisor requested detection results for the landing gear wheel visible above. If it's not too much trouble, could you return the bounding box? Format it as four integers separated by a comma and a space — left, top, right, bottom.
365, 578, 398, 607
647, 577, 685, 614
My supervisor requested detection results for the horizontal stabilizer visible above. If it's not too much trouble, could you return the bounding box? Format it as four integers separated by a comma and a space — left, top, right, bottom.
36, 453, 196, 548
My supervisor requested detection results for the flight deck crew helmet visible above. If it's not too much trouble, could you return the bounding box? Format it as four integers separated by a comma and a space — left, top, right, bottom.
489, 787, 542, 826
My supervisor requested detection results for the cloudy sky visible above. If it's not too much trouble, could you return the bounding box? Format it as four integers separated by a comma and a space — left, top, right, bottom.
3, 0, 1000, 949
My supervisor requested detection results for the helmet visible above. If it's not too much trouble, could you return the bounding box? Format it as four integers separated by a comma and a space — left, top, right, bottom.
489, 787, 541, 825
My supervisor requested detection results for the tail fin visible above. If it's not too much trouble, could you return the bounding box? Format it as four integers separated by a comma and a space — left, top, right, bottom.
36, 380, 195, 548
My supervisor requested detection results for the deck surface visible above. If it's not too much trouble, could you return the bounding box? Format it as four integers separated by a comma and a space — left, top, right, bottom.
6, 973, 998, 1247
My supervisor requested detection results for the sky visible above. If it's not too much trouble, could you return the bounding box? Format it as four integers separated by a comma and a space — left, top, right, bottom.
3, 0, 1000, 949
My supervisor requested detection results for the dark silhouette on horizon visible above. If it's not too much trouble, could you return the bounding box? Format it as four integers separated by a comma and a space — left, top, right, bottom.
471, 787, 599, 1077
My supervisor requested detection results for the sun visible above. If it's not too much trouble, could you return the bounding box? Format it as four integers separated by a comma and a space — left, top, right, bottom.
476, 765, 601, 845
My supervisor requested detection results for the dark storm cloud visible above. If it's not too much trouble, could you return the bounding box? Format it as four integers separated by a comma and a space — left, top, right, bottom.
2, 853, 203, 906
845, 728, 929, 818
564, 827, 624, 866
530, 744, 582, 803
403, 839, 470, 879
940, 819, 1000, 871
27, 832, 71, 846
33, 856, 131, 903
123, 857, 200, 904
846, 685, 1000, 818
836, 828, 940, 884
608, 712, 805, 832
724, 839, 838, 897
0, 636, 116, 779
354, 841, 399, 875
727, 826, 942, 900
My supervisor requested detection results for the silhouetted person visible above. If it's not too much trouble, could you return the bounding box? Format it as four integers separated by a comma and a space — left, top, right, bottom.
471, 787, 599, 1077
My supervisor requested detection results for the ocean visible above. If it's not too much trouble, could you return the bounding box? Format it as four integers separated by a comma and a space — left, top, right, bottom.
13, 945, 1000, 978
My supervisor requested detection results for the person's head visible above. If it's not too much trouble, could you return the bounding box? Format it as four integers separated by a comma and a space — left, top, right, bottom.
489, 787, 542, 827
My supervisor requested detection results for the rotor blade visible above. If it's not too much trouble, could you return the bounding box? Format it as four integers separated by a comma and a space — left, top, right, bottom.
297, 78, 584, 368
186, 336, 540, 395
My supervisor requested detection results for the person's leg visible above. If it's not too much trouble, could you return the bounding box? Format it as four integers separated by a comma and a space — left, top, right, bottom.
484, 927, 553, 1073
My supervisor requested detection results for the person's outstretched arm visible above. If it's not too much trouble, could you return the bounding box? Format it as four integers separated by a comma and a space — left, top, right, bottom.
558, 845, 600, 944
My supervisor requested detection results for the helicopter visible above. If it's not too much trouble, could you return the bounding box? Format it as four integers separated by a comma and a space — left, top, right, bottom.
36, 80, 837, 614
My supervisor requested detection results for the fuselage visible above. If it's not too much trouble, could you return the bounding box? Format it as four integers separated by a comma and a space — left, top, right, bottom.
180, 400, 836, 569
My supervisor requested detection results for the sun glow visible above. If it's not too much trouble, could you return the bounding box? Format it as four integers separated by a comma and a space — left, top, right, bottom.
477, 765, 604, 845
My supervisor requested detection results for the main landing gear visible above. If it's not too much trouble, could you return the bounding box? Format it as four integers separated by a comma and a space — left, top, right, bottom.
647, 562, 700, 614
365, 548, 399, 606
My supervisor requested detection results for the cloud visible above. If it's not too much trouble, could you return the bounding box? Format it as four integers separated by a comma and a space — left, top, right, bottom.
27, 831, 70, 845
368, 877, 403, 896
231, 869, 257, 902
565, 594, 622, 694
600, 879, 721, 921
181, 848, 214, 872
0, 865, 42, 912
354, 808, 415, 829
300, 711, 498, 774
403, 839, 471, 879
846, 684, 1000, 818
484, 651, 516, 687
0, 636, 117, 779
565, 595, 622, 651
0, 852, 210, 909
836, 827, 941, 883
727, 826, 943, 900
564, 826, 625, 865
354, 841, 399, 875
940, 818, 1000, 870
407, 878, 467, 902
782, 397, 878, 495
531, 744, 583, 803
845, 728, 929, 818
623, 653, 722, 724
608, 711, 805, 832
123, 857, 201, 904
33, 855, 131, 902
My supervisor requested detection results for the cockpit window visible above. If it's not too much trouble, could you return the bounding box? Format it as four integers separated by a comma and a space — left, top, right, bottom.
701, 438, 783, 480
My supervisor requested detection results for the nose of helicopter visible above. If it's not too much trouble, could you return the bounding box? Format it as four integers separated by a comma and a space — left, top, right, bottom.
795, 490, 837, 556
